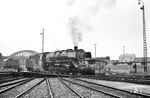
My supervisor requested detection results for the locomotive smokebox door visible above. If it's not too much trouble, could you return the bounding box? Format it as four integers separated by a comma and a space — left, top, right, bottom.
74, 46, 78, 51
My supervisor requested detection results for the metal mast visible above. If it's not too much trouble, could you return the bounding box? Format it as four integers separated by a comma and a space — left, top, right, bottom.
40, 28, 44, 53
138, 0, 147, 72
123, 46, 125, 55
94, 44, 97, 58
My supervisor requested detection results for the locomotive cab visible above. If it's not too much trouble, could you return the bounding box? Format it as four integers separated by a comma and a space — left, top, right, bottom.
85, 52, 92, 58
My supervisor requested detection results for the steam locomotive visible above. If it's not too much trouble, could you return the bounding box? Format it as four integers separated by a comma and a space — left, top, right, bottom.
26, 46, 92, 74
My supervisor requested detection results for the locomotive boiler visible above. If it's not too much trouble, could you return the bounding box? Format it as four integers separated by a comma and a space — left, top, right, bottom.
44, 46, 86, 64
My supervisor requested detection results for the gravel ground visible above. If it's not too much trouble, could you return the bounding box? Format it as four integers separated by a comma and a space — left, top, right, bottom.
26, 80, 49, 98
63, 78, 111, 98
0, 78, 42, 98
49, 78, 78, 98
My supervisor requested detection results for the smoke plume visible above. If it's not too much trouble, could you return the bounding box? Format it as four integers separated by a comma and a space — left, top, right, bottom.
90, 0, 117, 15
68, 17, 83, 46
66, 0, 117, 45
66, 0, 77, 6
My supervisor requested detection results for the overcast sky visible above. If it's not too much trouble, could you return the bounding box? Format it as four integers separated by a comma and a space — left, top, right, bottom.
0, 0, 150, 60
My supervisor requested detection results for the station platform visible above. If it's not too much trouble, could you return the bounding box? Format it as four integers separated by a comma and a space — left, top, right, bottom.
80, 78, 150, 95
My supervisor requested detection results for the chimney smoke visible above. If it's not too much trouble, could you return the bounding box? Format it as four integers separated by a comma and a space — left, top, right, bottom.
74, 46, 78, 51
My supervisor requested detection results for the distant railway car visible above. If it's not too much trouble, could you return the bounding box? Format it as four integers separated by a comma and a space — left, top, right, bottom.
4, 59, 19, 72
0, 53, 3, 61
26, 53, 43, 72
0, 53, 3, 71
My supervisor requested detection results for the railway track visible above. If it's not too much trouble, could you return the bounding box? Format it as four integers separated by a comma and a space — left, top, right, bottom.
61, 77, 150, 98
0, 78, 46, 98
0, 77, 58, 98
81, 74, 150, 85
58, 77, 85, 98
0, 78, 35, 94
0, 77, 85, 98
0, 77, 24, 84
0, 78, 33, 88
45, 78, 54, 98
14, 78, 45, 98
0, 72, 150, 98
47, 77, 84, 98
0, 76, 14, 82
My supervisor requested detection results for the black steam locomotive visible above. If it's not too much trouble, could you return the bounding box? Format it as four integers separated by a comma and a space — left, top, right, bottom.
26, 46, 92, 74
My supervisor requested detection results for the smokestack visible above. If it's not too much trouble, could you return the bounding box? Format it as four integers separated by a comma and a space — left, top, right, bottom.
74, 46, 78, 51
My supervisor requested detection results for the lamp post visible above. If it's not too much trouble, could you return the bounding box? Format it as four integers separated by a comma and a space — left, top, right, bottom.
40, 28, 44, 53
138, 0, 147, 72
94, 44, 97, 58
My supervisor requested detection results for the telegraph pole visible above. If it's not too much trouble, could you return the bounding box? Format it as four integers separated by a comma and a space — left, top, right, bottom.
40, 28, 44, 53
94, 44, 97, 58
138, 0, 147, 72
123, 46, 125, 55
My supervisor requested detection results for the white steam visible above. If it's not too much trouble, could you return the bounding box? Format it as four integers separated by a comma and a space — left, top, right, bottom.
66, 0, 77, 6
90, 0, 117, 15
67, 17, 91, 46
66, 0, 117, 45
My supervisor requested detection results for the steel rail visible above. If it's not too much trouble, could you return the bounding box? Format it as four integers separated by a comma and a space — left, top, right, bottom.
62, 78, 130, 98
0, 76, 13, 80
14, 78, 45, 98
67, 78, 150, 98
46, 78, 54, 98
0, 78, 30, 88
58, 77, 85, 98
81, 75, 150, 85
74, 78, 150, 97
0, 78, 35, 94
0, 77, 23, 83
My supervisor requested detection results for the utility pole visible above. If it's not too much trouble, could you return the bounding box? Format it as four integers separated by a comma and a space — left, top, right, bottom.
138, 0, 147, 72
94, 44, 97, 58
40, 28, 44, 53
123, 46, 125, 55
